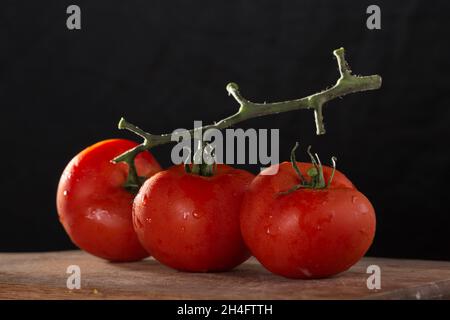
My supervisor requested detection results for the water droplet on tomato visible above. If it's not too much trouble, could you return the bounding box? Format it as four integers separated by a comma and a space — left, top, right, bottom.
316, 225, 322, 231
265, 225, 279, 236
193, 211, 201, 219
63, 190, 69, 196
181, 226, 185, 232
183, 212, 189, 220
145, 217, 152, 224
352, 196, 358, 204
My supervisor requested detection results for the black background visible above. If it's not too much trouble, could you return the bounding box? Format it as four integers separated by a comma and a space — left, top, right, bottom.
1, 0, 449, 260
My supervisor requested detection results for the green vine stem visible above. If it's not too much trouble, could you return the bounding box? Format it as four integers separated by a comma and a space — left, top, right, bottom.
112, 48, 382, 190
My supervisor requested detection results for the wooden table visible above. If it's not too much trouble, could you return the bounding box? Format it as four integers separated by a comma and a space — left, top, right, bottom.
0, 251, 449, 299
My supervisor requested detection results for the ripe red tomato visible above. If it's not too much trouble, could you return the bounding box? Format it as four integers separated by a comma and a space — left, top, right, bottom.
57, 139, 161, 262
133, 164, 254, 272
240, 161, 376, 279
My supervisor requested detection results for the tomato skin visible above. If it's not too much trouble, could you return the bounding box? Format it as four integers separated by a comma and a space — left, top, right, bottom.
57, 139, 161, 262
133, 164, 254, 272
240, 161, 376, 279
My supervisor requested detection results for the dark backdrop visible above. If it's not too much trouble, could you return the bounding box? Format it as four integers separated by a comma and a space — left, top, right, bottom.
1, 0, 449, 260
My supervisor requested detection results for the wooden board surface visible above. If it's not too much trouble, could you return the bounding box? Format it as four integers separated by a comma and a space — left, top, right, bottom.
0, 251, 449, 300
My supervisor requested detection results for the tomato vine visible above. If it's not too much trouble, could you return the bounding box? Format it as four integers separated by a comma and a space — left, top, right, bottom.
113, 48, 382, 191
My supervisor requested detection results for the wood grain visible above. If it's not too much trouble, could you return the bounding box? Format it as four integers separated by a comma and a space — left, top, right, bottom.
0, 251, 449, 300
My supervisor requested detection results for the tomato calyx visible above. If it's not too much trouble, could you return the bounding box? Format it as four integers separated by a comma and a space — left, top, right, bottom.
279, 142, 337, 195
184, 142, 217, 177
185, 162, 217, 177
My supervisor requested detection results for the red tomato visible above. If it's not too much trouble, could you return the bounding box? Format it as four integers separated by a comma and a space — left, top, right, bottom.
240, 161, 376, 279
57, 139, 161, 262
133, 164, 254, 272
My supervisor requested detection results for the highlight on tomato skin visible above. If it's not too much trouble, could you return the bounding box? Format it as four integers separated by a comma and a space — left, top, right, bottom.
56, 139, 162, 262
240, 161, 376, 279
132, 164, 254, 272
